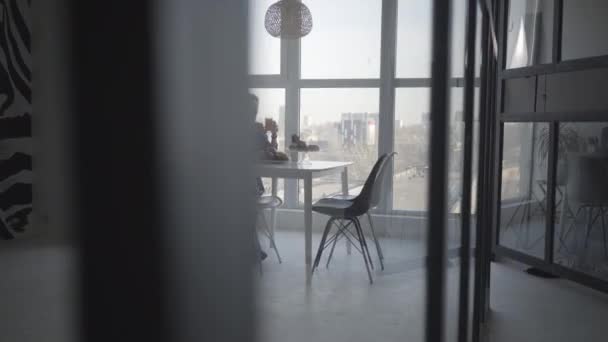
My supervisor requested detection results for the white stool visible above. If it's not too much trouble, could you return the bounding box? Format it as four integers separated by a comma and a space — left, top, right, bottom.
256, 195, 283, 263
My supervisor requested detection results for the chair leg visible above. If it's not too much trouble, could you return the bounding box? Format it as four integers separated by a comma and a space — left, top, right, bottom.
260, 211, 282, 264
354, 218, 373, 284
269, 230, 282, 264
254, 229, 263, 275
325, 221, 342, 269
312, 218, 334, 273
326, 220, 355, 268
356, 217, 374, 271
260, 211, 273, 250
366, 212, 384, 271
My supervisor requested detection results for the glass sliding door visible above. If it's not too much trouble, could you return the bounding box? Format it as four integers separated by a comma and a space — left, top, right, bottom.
492, 0, 608, 304
246, 0, 488, 341
553, 122, 608, 281
425, 0, 484, 340
498, 122, 549, 258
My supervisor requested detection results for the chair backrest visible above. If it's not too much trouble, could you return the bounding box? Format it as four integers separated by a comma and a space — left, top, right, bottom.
370, 152, 397, 208
352, 152, 397, 214
566, 153, 608, 205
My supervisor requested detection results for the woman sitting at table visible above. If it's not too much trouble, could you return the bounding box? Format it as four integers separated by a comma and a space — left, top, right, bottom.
250, 94, 274, 197
251, 94, 287, 266
249, 94, 267, 261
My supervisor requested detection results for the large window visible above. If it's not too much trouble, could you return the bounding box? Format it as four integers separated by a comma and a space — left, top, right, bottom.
301, 0, 382, 79
248, 0, 281, 74
248, 0, 472, 213
396, 0, 432, 78
393, 88, 430, 211
299, 88, 379, 203
392, 88, 465, 212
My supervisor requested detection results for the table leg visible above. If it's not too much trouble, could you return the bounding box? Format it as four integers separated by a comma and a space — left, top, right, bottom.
304, 174, 313, 284
341, 168, 351, 255
270, 177, 278, 249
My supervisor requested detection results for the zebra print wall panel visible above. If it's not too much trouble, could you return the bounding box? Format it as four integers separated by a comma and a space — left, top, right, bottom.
0, 0, 31, 239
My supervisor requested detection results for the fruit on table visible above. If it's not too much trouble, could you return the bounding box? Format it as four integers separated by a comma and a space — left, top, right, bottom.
258, 149, 289, 161
274, 151, 289, 160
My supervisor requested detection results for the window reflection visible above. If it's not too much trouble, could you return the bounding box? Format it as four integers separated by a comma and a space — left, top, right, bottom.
554, 122, 608, 280
499, 122, 549, 258
505, 0, 554, 69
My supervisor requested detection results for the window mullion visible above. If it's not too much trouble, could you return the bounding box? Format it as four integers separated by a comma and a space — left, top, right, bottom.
379, 0, 398, 213
283, 35, 301, 208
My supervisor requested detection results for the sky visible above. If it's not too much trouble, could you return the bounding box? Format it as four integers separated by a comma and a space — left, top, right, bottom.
249, 0, 472, 128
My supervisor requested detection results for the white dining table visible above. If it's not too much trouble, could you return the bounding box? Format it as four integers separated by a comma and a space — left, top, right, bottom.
254, 160, 352, 282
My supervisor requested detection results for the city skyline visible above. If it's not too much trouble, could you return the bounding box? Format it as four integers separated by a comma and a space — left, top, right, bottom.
249, 0, 471, 128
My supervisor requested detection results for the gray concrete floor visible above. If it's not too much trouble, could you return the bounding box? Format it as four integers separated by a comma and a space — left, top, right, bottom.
488, 260, 608, 342
258, 231, 608, 342
1, 231, 608, 342
256, 231, 434, 342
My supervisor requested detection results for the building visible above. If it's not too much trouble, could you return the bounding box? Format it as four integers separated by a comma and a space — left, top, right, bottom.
340, 112, 378, 147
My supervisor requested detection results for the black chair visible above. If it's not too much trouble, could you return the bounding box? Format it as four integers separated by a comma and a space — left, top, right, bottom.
311, 152, 397, 283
